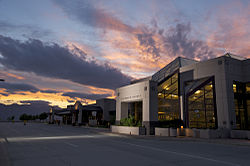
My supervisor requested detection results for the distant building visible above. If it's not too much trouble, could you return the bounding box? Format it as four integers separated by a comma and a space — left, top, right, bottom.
49, 98, 116, 126
116, 53, 250, 135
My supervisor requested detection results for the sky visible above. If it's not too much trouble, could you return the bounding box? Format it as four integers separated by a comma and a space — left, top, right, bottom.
0, 0, 249, 109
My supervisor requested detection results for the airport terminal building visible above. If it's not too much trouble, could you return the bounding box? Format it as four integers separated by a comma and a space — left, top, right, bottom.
116, 53, 250, 134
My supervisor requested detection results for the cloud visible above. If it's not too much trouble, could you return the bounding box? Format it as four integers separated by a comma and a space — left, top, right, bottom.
20, 100, 51, 105
0, 20, 53, 39
54, 0, 216, 64
0, 100, 52, 120
206, 2, 250, 57
0, 82, 39, 94
0, 35, 132, 89
165, 23, 215, 60
40, 90, 60, 94
53, 0, 136, 33
62, 92, 109, 100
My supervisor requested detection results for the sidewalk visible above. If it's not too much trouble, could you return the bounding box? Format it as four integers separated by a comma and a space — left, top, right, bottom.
102, 131, 250, 147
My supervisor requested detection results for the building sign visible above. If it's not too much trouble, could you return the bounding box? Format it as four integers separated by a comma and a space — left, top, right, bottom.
121, 94, 142, 101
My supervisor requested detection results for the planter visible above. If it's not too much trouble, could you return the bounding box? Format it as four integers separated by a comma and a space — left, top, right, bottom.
169, 128, 177, 137
111, 125, 146, 135
89, 120, 97, 126
155, 128, 170, 136
185, 128, 194, 137
192, 129, 200, 138
200, 129, 218, 139
177, 128, 185, 136
231, 130, 248, 139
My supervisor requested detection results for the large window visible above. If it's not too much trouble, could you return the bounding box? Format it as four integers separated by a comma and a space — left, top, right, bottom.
234, 81, 250, 130
158, 72, 179, 120
187, 79, 217, 129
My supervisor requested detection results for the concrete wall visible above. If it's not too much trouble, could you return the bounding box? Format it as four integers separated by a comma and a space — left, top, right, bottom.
180, 57, 229, 129
180, 56, 250, 130
96, 99, 116, 121
111, 125, 146, 135
116, 80, 158, 122
116, 80, 158, 134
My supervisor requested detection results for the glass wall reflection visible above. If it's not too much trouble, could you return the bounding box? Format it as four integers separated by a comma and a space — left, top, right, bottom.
234, 81, 250, 130
158, 72, 179, 120
188, 80, 217, 128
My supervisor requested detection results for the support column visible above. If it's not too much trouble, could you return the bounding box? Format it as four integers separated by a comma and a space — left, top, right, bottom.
78, 109, 82, 125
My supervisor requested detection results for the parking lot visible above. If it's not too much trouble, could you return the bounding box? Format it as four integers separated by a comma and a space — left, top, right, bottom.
1, 122, 250, 166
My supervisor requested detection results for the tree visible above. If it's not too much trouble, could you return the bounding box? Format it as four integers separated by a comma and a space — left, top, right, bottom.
39, 112, 48, 121
19, 114, 29, 121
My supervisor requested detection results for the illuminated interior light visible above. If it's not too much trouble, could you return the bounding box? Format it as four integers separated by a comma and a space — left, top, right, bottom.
195, 90, 201, 94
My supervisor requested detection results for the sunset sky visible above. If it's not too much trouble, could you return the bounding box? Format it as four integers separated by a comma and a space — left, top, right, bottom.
0, 0, 249, 108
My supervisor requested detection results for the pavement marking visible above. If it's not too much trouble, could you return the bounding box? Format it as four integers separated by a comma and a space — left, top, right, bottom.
6, 134, 109, 142
111, 140, 240, 166
0, 138, 6, 143
64, 142, 78, 147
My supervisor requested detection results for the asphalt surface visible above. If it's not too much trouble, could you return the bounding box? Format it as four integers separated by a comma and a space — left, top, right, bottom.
1, 122, 250, 166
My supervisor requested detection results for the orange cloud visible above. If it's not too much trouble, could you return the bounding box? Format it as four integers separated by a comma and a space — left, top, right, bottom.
6, 73, 25, 80
0, 90, 96, 108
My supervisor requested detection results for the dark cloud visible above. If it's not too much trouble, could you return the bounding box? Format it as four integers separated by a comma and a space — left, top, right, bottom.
0, 35, 131, 89
0, 82, 39, 94
20, 100, 51, 105
136, 30, 161, 62
0, 100, 52, 120
165, 23, 215, 60
0, 20, 53, 39
40, 90, 60, 94
67, 99, 75, 103
132, 22, 215, 62
62, 92, 109, 100
53, 0, 135, 33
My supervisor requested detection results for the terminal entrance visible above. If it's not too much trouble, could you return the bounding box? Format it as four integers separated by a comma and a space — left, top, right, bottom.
128, 101, 142, 122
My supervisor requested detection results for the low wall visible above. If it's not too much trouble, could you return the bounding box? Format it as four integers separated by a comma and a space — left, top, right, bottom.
199, 129, 219, 139
155, 128, 170, 136
231, 130, 249, 139
192, 129, 200, 138
185, 128, 194, 137
154, 127, 250, 139
155, 128, 177, 137
111, 125, 146, 135
169, 128, 177, 137
89, 120, 97, 126
177, 128, 185, 136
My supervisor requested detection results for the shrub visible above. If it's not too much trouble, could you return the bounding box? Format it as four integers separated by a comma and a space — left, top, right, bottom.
120, 115, 142, 127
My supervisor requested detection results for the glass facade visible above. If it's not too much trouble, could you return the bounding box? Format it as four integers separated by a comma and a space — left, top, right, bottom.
188, 80, 217, 128
233, 81, 250, 130
158, 72, 179, 120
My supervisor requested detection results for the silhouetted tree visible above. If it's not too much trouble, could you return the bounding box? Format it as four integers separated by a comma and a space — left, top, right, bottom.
19, 114, 29, 120
39, 112, 48, 121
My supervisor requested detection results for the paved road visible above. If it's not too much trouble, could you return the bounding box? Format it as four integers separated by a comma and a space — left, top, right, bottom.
1, 122, 250, 166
